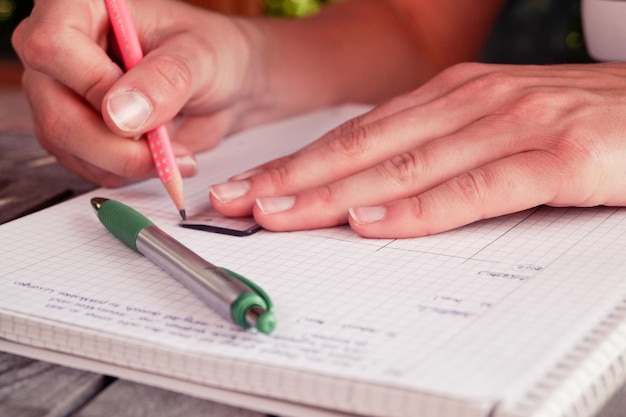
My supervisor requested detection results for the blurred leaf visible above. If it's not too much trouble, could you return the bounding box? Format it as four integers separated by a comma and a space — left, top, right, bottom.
264, 0, 339, 17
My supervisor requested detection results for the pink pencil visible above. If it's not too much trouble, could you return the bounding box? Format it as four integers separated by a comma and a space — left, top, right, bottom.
104, 0, 186, 220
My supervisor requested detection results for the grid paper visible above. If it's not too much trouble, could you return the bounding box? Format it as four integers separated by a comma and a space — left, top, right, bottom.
2, 105, 626, 417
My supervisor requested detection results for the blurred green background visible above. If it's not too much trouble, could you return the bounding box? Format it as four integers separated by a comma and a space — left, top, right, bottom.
0, 0, 593, 65
0, 0, 30, 60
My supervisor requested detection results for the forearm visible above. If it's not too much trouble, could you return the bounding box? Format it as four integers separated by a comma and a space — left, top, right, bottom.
234, 0, 430, 127
234, 0, 504, 129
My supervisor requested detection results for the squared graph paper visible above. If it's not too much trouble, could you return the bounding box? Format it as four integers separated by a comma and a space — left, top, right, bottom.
2, 105, 626, 417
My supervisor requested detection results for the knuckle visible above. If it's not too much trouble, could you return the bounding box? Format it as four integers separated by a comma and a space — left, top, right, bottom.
311, 184, 338, 206
509, 90, 560, 122
376, 151, 424, 187
152, 54, 193, 99
326, 124, 375, 159
430, 67, 520, 110
447, 170, 488, 207
20, 26, 62, 69
438, 62, 486, 82
265, 164, 296, 191
461, 70, 518, 98
10, 20, 25, 54
481, 89, 567, 130
326, 115, 367, 141
404, 195, 440, 236
407, 195, 426, 221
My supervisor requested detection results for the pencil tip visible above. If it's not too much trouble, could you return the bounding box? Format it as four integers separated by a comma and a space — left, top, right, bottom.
179, 209, 187, 221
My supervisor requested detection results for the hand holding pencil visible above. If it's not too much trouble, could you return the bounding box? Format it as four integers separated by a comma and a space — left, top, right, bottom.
11, 0, 262, 201
104, 0, 186, 219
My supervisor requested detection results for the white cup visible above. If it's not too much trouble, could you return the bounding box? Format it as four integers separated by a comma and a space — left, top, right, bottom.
582, 0, 626, 61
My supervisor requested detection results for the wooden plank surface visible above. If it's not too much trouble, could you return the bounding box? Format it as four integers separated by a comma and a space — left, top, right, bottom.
0, 351, 267, 417
0, 352, 110, 417
73, 379, 267, 417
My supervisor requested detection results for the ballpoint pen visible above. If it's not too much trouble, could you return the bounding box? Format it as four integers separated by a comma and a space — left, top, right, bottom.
104, 0, 186, 220
91, 197, 276, 334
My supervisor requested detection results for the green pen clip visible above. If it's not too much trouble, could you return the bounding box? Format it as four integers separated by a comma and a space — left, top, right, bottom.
223, 268, 276, 335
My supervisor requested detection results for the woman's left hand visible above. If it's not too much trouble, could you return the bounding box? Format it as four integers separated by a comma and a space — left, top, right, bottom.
209, 62, 626, 238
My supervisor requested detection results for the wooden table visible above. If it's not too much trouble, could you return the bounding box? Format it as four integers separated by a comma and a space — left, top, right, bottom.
1, 87, 625, 417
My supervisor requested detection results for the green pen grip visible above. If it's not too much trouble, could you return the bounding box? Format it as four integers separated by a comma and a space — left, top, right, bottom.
96, 199, 154, 251
226, 268, 276, 335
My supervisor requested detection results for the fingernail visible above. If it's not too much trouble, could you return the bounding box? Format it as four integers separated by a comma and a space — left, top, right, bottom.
230, 167, 265, 181
256, 196, 295, 214
176, 155, 197, 176
349, 206, 387, 224
107, 89, 153, 132
209, 180, 251, 203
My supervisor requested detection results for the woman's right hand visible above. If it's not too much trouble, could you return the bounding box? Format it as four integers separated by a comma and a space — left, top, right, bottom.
12, 0, 263, 187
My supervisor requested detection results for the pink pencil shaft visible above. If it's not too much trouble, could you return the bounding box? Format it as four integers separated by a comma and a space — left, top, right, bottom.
104, 0, 142, 69
147, 125, 179, 183
104, 0, 181, 186
104, 0, 185, 217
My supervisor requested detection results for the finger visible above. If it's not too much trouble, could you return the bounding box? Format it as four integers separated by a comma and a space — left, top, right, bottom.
23, 69, 158, 186
210, 84, 511, 217
228, 62, 498, 177
102, 30, 217, 136
214, 62, 610, 218
300, 62, 510, 150
226, 61, 526, 185
247, 118, 528, 231
231, 60, 571, 173
102, 8, 247, 137
14, 0, 122, 110
170, 110, 234, 153
348, 151, 564, 238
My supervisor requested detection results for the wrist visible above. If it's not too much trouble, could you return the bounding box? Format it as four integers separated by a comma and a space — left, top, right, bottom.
228, 0, 428, 131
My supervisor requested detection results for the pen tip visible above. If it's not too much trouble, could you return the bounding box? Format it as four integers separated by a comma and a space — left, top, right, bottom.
90, 197, 108, 212
179, 209, 187, 221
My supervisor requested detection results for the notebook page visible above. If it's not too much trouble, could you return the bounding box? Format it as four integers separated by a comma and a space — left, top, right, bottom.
2, 104, 626, 417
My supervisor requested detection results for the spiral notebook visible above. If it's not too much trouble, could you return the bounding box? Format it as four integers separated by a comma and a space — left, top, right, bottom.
1, 104, 626, 417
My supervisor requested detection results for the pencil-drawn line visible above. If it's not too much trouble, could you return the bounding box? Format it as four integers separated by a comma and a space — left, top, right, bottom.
462, 207, 540, 264
539, 207, 621, 271
302, 233, 392, 249
378, 246, 500, 262
375, 239, 397, 252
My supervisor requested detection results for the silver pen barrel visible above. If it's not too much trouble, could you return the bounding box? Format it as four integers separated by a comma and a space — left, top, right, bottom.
136, 226, 253, 321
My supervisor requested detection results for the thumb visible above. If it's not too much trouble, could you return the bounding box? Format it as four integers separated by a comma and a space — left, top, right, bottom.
102, 35, 214, 137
